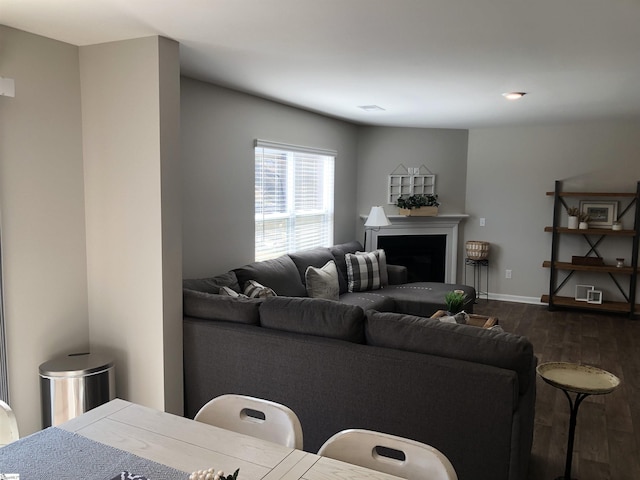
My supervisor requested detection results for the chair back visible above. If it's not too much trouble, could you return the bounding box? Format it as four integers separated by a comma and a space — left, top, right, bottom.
194, 394, 303, 450
0, 400, 19, 447
318, 429, 457, 480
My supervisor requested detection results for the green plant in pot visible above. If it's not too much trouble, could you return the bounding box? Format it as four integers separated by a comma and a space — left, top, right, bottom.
444, 290, 466, 314
395, 194, 439, 210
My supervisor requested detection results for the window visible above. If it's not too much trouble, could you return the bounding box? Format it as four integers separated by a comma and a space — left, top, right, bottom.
255, 140, 335, 261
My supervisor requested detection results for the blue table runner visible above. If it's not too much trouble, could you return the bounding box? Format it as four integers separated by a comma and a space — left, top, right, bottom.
0, 427, 189, 480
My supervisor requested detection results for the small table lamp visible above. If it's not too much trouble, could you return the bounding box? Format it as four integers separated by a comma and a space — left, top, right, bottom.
364, 206, 391, 250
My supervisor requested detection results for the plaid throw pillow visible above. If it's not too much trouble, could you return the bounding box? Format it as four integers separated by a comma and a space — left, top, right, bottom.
244, 280, 277, 298
345, 251, 381, 292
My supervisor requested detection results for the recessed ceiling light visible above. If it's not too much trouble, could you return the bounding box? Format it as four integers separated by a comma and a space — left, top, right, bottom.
358, 105, 386, 112
502, 92, 527, 100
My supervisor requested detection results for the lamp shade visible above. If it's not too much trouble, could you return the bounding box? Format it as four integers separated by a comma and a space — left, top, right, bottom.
365, 206, 391, 227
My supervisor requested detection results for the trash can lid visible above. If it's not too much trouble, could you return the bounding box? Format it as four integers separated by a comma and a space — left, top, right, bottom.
39, 352, 115, 377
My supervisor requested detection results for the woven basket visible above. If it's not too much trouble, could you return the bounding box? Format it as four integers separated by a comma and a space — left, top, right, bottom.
466, 240, 490, 260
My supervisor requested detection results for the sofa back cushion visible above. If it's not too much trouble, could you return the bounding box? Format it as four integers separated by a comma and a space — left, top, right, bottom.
259, 296, 365, 343
183, 271, 241, 294
289, 247, 342, 286
329, 241, 364, 294
183, 289, 262, 325
234, 255, 307, 297
365, 310, 534, 394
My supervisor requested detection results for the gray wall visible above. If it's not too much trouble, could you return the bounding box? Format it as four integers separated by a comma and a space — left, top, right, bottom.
465, 121, 640, 302
181, 78, 359, 278
356, 126, 470, 274
0, 26, 89, 436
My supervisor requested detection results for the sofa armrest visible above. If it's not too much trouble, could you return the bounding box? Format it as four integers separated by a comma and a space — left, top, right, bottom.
387, 264, 408, 284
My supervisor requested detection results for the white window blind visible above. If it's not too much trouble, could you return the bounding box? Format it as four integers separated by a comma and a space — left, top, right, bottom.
255, 140, 335, 261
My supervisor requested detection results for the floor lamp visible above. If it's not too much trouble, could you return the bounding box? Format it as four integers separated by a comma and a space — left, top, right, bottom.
364, 206, 391, 250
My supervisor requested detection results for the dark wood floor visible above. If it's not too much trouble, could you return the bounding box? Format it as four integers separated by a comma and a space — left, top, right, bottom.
473, 300, 640, 480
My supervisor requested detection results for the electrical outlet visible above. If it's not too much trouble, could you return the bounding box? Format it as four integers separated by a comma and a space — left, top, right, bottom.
505, 269, 512, 279
480, 217, 486, 227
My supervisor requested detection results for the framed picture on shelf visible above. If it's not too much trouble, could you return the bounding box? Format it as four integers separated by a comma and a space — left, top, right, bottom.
587, 290, 603, 304
575, 284, 594, 302
579, 201, 618, 227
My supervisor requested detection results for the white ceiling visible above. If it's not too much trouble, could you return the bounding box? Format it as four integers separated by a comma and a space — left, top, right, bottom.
3, 0, 640, 128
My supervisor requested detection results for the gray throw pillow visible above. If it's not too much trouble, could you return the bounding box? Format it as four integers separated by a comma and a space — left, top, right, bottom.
305, 260, 339, 300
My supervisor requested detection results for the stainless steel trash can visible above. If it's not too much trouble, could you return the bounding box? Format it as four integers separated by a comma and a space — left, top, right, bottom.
39, 352, 115, 427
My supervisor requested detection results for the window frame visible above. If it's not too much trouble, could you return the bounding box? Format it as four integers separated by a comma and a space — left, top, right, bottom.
254, 139, 336, 261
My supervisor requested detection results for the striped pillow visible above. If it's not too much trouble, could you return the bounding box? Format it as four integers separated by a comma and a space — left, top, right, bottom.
345, 251, 381, 292
244, 280, 277, 298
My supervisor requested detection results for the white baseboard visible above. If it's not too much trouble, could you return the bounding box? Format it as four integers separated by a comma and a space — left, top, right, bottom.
484, 293, 545, 305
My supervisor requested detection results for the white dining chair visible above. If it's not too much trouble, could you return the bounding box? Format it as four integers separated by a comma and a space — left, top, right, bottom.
317, 429, 457, 480
194, 394, 303, 449
0, 400, 19, 447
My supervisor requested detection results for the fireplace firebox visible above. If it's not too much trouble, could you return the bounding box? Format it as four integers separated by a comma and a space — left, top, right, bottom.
378, 235, 446, 283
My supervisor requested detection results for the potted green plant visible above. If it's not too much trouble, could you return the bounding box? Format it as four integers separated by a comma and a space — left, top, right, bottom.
444, 290, 466, 314
395, 194, 440, 216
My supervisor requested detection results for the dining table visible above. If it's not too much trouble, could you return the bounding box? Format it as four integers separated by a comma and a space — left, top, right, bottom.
0, 398, 402, 480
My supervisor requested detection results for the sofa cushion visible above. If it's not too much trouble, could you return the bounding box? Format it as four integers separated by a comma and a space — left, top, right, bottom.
305, 260, 340, 300
329, 241, 364, 294
234, 255, 307, 297
365, 310, 534, 394
182, 271, 241, 294
289, 247, 342, 286
379, 283, 476, 317
346, 251, 381, 292
338, 291, 396, 312
183, 289, 261, 325
259, 296, 365, 343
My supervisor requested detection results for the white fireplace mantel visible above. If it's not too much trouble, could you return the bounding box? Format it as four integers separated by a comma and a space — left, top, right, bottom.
360, 213, 469, 283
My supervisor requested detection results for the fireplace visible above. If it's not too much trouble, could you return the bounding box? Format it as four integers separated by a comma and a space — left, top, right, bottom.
364, 214, 468, 283
378, 235, 446, 282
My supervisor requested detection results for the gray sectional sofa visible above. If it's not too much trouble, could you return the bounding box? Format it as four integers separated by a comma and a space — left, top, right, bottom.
183, 240, 476, 317
182, 241, 536, 480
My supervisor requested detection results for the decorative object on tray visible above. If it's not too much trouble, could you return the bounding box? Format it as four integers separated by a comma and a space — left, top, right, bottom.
395, 193, 439, 216
579, 200, 618, 227
616, 257, 625, 268
566, 206, 579, 229
575, 285, 594, 302
190, 468, 239, 480
571, 256, 604, 266
465, 240, 490, 260
444, 289, 466, 314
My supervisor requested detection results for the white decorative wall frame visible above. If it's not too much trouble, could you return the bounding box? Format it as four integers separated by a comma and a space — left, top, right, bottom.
388, 164, 436, 205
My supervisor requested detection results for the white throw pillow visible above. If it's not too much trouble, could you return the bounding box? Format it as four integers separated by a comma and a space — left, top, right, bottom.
305, 260, 340, 300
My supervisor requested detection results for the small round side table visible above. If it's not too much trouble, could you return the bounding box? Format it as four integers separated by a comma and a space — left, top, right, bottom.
537, 362, 620, 480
